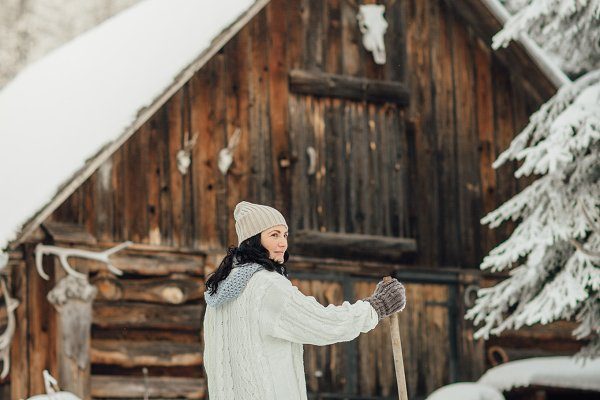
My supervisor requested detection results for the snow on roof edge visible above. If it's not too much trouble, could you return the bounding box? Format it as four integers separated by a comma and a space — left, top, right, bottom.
480, 0, 571, 88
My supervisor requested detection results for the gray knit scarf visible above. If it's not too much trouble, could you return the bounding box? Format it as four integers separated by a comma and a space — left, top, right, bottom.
204, 260, 265, 308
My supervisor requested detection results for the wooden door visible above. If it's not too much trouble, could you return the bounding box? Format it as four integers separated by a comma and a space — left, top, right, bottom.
288, 93, 413, 239
291, 269, 457, 400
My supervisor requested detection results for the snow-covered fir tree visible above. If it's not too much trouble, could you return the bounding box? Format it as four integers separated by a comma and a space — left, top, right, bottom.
466, 0, 600, 359
498, 0, 600, 74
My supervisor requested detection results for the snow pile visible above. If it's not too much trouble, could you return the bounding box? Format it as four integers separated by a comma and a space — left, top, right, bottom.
426, 382, 505, 400
479, 356, 600, 392
0, 0, 259, 252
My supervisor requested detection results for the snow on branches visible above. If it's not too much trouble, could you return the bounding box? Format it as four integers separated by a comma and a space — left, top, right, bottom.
465, 68, 600, 358
497, 0, 600, 74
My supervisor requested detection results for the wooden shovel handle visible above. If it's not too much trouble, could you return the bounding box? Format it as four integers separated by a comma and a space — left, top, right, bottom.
384, 276, 409, 400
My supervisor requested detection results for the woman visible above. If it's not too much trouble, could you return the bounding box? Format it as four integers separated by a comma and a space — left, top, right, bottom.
203, 201, 406, 399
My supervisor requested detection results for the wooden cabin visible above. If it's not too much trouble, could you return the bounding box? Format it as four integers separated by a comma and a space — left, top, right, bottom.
0, 0, 585, 399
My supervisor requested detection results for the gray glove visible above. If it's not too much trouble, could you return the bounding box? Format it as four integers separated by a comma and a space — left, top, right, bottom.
362, 278, 406, 321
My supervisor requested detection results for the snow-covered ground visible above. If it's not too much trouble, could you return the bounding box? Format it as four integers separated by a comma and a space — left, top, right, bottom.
426, 382, 505, 400
427, 356, 600, 400
479, 356, 600, 392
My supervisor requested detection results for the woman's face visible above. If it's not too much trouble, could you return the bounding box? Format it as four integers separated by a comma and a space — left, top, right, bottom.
260, 225, 288, 263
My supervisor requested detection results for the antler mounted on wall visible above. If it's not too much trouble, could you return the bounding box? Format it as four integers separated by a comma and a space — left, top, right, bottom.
26, 369, 82, 400
176, 132, 199, 175
218, 127, 242, 175
0, 275, 19, 379
35, 241, 132, 280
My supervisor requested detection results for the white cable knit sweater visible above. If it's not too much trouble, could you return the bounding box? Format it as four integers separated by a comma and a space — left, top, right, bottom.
203, 269, 379, 399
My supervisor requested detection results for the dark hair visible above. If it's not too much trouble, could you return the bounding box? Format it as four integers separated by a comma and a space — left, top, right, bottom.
204, 233, 289, 295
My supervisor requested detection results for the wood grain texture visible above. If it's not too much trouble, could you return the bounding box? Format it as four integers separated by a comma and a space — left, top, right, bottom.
474, 38, 497, 257
10, 257, 29, 400
289, 69, 410, 104
91, 375, 205, 399
26, 244, 55, 395
404, 0, 441, 266
93, 302, 203, 330
267, 0, 292, 218
92, 274, 203, 304
292, 230, 416, 261
451, 17, 482, 268
91, 340, 202, 368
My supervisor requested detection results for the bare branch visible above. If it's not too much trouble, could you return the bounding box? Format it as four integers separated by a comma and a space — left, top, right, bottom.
570, 239, 600, 259
579, 198, 600, 236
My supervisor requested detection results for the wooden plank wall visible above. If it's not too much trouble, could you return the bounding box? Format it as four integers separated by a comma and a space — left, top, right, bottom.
404, 0, 552, 267
50, 0, 549, 270
288, 97, 412, 237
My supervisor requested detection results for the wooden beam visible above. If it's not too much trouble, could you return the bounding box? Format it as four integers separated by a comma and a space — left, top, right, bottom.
91, 339, 202, 367
48, 275, 97, 399
92, 274, 204, 304
93, 302, 203, 330
289, 69, 410, 105
91, 375, 205, 399
72, 251, 204, 276
291, 230, 417, 262
10, 258, 29, 400
42, 221, 97, 245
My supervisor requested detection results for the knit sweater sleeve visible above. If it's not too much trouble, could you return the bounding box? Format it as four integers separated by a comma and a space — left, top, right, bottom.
260, 273, 379, 346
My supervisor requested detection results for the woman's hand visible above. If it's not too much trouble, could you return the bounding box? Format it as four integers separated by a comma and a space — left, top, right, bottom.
362, 278, 406, 321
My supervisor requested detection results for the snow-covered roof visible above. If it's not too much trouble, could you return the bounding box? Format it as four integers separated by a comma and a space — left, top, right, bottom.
0, 0, 269, 252
426, 382, 505, 400
478, 356, 600, 392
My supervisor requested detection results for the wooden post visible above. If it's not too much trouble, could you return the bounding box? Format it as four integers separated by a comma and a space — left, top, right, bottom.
10, 257, 29, 400
384, 276, 409, 400
47, 275, 97, 400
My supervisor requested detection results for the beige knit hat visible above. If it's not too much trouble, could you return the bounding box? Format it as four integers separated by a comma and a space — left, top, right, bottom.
234, 201, 288, 245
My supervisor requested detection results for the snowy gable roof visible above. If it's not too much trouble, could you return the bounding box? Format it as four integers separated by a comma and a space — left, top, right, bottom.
0, 0, 269, 252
